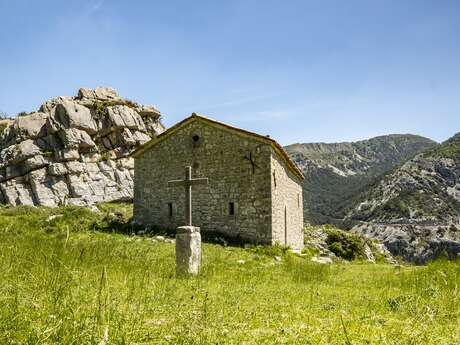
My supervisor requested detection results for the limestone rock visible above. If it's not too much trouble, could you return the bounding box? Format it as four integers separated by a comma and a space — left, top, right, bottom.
54, 100, 98, 134
311, 256, 333, 264
0, 140, 42, 168
106, 105, 146, 132
77, 87, 120, 101
136, 104, 161, 118
176, 226, 201, 276
1, 112, 49, 146
39, 96, 74, 114
363, 244, 375, 263
48, 163, 67, 176
57, 128, 96, 150
0, 177, 35, 206
0, 87, 164, 207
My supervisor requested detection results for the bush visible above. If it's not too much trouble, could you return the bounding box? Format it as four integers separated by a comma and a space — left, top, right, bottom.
325, 227, 365, 260
0, 122, 8, 134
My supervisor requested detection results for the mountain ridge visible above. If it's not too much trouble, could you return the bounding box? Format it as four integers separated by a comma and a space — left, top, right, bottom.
347, 133, 460, 262
285, 134, 438, 225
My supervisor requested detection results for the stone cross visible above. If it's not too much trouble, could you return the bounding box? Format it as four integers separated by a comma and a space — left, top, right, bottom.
167, 166, 208, 226
167, 166, 208, 276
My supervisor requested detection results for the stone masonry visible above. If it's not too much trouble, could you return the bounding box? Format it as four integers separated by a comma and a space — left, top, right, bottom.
133, 114, 304, 249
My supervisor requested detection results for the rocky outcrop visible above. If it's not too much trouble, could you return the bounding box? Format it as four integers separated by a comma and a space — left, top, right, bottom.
348, 133, 460, 263
0, 87, 165, 207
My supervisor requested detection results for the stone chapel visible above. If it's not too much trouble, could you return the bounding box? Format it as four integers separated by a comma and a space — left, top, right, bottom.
132, 113, 304, 249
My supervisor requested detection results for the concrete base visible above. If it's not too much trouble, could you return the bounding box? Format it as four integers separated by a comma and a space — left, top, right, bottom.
176, 226, 201, 277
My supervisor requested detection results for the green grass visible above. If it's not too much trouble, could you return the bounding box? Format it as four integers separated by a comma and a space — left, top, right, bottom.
0, 204, 459, 344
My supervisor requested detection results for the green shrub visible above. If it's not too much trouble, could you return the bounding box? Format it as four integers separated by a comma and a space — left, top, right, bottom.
325, 227, 365, 260
245, 243, 289, 257
0, 123, 8, 134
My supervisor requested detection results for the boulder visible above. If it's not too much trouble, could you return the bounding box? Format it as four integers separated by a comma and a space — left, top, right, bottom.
39, 96, 73, 113
15, 112, 49, 138
29, 168, 59, 207
77, 87, 120, 101
23, 155, 48, 173
57, 128, 96, 150
48, 163, 68, 176
0, 140, 42, 168
105, 105, 146, 133
311, 256, 333, 264
54, 100, 98, 135
0, 177, 35, 206
135, 104, 161, 118
1, 112, 49, 146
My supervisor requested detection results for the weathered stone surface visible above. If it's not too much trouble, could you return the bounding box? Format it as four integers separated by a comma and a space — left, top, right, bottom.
23, 155, 48, 173
135, 104, 161, 118
54, 100, 98, 134
0, 177, 35, 206
39, 96, 73, 113
29, 168, 60, 207
77, 87, 120, 101
176, 226, 201, 276
0, 87, 164, 207
58, 128, 96, 149
48, 163, 67, 176
353, 222, 460, 264
311, 256, 333, 264
363, 244, 375, 263
1, 112, 49, 146
134, 115, 304, 249
106, 105, 146, 132
55, 148, 80, 162
0, 140, 42, 168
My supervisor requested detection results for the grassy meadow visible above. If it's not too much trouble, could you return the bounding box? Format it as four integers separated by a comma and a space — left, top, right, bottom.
0, 203, 459, 344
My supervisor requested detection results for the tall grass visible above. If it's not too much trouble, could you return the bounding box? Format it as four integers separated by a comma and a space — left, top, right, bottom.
0, 203, 459, 344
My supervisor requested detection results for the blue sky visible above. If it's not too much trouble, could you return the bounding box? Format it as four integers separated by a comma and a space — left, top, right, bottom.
1, 0, 459, 145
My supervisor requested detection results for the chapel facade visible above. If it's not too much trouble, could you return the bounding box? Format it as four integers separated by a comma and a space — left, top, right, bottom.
132, 113, 304, 249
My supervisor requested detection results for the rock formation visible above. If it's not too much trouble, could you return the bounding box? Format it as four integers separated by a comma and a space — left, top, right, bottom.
348, 133, 460, 263
0, 87, 164, 207
285, 134, 437, 224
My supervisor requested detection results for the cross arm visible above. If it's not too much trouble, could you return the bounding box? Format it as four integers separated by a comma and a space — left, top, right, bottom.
167, 178, 208, 187
168, 180, 187, 186
190, 178, 208, 186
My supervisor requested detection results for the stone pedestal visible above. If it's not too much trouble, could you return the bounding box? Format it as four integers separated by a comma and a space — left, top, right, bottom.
176, 226, 201, 277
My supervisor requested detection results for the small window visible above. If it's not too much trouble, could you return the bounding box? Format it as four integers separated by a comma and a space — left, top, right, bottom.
191, 134, 202, 148
229, 202, 235, 216
167, 203, 173, 217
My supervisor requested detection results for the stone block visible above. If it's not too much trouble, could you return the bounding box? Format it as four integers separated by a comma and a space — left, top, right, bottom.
176, 226, 201, 277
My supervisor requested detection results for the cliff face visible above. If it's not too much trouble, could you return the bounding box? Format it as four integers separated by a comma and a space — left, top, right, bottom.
348, 133, 460, 263
285, 134, 438, 224
0, 87, 164, 207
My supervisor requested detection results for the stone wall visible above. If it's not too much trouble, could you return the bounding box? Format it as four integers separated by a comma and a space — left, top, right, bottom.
271, 152, 304, 249
134, 119, 274, 243
0, 87, 164, 206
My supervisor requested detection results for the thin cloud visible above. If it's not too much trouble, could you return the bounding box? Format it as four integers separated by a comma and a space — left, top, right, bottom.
90, 0, 105, 13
